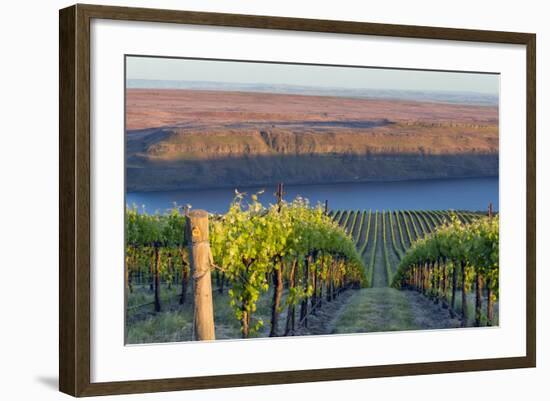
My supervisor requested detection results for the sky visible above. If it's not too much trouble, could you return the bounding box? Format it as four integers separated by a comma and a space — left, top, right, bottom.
126, 56, 499, 95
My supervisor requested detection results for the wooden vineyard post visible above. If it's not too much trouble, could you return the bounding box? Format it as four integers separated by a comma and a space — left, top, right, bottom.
435, 262, 440, 302
487, 278, 494, 326
124, 255, 130, 292
300, 255, 310, 328
318, 255, 324, 306
186, 210, 216, 341
423, 262, 430, 296
450, 262, 458, 318
486, 203, 494, 325
276, 182, 285, 212
441, 258, 448, 309
475, 272, 483, 326
179, 250, 189, 306
421, 263, 426, 294
284, 260, 297, 335
432, 261, 439, 304
149, 251, 155, 291
269, 257, 284, 337
154, 244, 161, 312
461, 261, 468, 327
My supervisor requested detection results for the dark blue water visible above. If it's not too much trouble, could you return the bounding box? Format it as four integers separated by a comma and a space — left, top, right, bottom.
126, 177, 498, 214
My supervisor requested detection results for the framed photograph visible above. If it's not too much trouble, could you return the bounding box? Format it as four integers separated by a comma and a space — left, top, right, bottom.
59, 4, 536, 397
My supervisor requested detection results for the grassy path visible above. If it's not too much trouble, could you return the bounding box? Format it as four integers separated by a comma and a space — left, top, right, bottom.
296, 288, 462, 336
332, 288, 461, 334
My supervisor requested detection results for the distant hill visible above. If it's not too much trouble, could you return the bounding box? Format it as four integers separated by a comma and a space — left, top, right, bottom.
125, 89, 499, 192
127, 79, 499, 106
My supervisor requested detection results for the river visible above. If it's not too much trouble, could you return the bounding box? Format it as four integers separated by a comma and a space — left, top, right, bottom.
126, 177, 498, 214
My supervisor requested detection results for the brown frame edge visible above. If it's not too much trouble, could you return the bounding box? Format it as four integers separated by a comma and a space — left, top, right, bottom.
59, 3, 536, 397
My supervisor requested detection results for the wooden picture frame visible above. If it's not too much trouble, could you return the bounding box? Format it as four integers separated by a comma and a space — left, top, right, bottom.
59, 3, 536, 397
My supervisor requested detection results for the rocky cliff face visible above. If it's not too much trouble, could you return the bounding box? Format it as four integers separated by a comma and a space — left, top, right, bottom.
141, 122, 497, 158
126, 124, 498, 192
